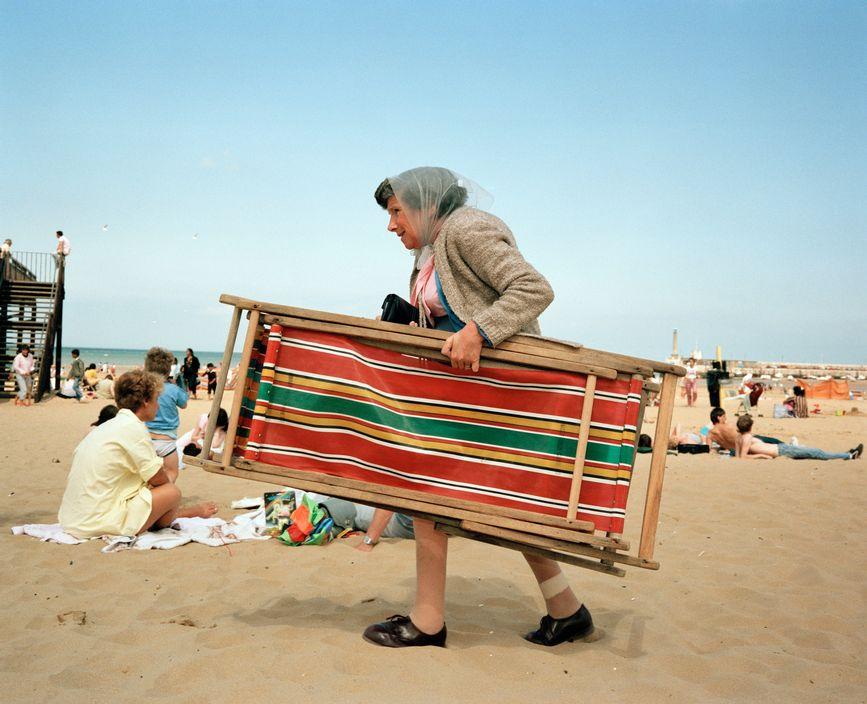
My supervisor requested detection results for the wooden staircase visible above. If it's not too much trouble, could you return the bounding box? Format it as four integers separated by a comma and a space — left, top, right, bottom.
0, 252, 65, 402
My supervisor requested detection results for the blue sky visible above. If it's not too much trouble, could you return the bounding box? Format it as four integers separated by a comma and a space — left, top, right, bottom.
2, 1, 864, 363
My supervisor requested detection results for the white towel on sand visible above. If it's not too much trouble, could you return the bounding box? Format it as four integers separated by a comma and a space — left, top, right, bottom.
12, 509, 269, 552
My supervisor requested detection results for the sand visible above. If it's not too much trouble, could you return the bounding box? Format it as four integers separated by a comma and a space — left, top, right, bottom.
1, 388, 865, 703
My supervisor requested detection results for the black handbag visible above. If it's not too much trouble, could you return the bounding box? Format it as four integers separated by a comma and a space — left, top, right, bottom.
381, 293, 420, 325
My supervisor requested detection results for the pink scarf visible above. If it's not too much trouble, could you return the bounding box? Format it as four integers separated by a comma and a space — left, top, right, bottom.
411, 256, 446, 323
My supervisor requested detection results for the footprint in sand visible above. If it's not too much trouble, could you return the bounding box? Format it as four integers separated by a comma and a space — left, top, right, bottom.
57, 610, 87, 625
163, 615, 216, 629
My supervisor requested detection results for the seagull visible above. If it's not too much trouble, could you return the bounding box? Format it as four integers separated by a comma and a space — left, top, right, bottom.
192, 233, 199, 240
101, 224, 109, 232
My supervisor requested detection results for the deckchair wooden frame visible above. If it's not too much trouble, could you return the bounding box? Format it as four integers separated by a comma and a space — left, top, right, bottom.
188, 294, 683, 578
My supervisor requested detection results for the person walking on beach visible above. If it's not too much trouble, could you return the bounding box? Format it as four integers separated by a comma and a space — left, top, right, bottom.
683, 357, 698, 407
58, 369, 218, 539
182, 348, 200, 399
361, 167, 593, 649
706, 361, 723, 407
67, 349, 85, 402
735, 414, 862, 461
13, 344, 34, 406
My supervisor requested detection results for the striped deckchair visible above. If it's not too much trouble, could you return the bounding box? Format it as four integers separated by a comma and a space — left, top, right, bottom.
188, 295, 683, 577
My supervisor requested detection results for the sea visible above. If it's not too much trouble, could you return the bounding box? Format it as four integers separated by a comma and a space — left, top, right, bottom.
60, 347, 243, 369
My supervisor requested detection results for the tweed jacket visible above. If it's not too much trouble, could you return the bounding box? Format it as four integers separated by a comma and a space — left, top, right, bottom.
409, 207, 554, 347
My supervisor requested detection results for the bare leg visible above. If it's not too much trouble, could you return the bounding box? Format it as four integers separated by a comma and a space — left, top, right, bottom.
409, 518, 448, 634
141, 483, 182, 532
161, 452, 179, 483
523, 553, 580, 618
140, 484, 219, 533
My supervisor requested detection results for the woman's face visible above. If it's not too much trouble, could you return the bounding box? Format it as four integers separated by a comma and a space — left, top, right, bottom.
385, 196, 421, 250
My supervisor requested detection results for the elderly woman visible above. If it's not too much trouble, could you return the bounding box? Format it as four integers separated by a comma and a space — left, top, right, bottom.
362, 166, 594, 648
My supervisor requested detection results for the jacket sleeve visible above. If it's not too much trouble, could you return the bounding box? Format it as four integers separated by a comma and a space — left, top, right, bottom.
449, 220, 554, 347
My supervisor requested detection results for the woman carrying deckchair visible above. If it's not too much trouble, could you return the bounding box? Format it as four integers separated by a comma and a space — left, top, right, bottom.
362, 167, 595, 648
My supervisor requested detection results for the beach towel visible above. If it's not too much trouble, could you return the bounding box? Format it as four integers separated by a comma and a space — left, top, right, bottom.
12, 509, 270, 552
235, 324, 642, 533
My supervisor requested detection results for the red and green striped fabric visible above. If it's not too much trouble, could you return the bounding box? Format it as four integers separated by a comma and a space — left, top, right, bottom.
238, 324, 643, 532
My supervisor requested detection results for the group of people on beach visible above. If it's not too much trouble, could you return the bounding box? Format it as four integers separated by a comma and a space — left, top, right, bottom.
657, 406, 862, 460
18, 348, 221, 405
57, 346, 231, 541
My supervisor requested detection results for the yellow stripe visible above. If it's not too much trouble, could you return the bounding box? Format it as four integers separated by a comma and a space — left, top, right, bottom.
253, 405, 577, 472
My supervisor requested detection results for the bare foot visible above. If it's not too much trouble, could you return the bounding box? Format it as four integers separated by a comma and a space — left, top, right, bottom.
177, 501, 219, 519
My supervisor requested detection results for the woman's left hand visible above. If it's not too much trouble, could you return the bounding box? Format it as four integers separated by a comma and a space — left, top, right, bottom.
441, 322, 484, 372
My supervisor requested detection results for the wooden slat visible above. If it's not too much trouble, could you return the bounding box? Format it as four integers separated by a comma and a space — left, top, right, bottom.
189, 456, 635, 551
261, 313, 618, 379
221, 311, 260, 468
566, 374, 597, 521
359, 339, 537, 371
458, 521, 657, 570
218, 293, 672, 377
638, 371, 678, 559
219, 293, 589, 361
202, 306, 242, 459
435, 524, 626, 577
232, 456, 601, 536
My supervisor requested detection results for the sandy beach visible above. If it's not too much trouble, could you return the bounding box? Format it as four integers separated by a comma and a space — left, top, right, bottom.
1, 388, 865, 703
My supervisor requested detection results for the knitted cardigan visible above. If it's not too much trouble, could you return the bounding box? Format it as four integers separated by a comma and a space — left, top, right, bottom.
409, 207, 554, 347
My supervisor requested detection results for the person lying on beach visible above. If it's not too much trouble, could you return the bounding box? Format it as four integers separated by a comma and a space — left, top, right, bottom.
668, 424, 703, 449
144, 347, 188, 477
311, 496, 414, 552
176, 409, 229, 468
58, 370, 218, 539
734, 414, 862, 461
706, 407, 784, 453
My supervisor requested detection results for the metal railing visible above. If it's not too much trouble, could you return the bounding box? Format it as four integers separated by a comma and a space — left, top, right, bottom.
0, 251, 59, 284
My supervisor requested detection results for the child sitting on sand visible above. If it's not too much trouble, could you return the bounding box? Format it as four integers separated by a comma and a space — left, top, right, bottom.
144, 347, 188, 476
735, 414, 862, 461
58, 370, 217, 539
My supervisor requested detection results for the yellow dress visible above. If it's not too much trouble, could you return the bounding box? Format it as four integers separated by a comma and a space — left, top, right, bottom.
59, 409, 162, 538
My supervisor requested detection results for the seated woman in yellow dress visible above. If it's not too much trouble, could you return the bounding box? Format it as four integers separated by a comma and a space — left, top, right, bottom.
59, 369, 218, 539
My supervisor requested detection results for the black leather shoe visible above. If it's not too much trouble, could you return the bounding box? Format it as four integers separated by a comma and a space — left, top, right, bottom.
524, 605, 595, 646
850, 443, 863, 460
362, 615, 447, 648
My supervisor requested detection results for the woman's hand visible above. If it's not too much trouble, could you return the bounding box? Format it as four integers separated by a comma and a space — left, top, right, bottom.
441, 322, 484, 372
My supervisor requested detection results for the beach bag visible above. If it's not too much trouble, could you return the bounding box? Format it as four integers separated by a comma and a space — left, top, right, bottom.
677, 443, 709, 454
276, 494, 334, 546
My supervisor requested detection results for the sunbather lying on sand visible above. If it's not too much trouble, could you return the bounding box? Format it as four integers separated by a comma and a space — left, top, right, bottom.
59, 369, 218, 539
735, 414, 862, 461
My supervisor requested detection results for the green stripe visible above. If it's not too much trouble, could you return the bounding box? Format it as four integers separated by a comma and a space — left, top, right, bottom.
257, 382, 626, 466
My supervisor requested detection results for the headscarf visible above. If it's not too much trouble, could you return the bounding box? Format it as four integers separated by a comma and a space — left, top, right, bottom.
375, 166, 492, 269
